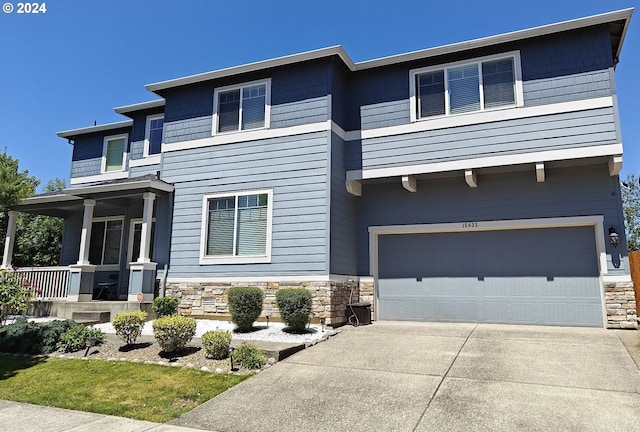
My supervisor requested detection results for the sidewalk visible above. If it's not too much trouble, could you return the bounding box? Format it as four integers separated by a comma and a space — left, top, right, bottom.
0, 400, 212, 432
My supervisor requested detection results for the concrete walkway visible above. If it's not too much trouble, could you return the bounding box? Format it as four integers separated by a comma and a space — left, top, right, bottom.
173, 322, 640, 432
2, 322, 639, 431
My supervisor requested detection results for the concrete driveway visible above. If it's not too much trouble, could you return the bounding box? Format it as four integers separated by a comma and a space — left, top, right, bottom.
173, 322, 640, 432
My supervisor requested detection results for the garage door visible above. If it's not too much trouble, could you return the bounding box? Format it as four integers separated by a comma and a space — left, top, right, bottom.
377, 226, 602, 326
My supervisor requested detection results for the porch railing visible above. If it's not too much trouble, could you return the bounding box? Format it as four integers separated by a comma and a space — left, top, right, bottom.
12, 266, 70, 300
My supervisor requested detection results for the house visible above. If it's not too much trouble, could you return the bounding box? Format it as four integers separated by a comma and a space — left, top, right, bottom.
5, 8, 636, 329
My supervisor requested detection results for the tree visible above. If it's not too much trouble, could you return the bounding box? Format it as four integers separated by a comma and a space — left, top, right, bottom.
0, 152, 39, 211
621, 173, 640, 252
13, 179, 66, 267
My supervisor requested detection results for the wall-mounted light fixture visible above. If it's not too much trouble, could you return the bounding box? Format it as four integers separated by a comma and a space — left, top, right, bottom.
609, 227, 620, 248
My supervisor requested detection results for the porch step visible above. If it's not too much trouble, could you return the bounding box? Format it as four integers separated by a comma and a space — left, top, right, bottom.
71, 311, 110, 325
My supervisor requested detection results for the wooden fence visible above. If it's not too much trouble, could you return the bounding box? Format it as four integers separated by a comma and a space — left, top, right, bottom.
628, 251, 640, 315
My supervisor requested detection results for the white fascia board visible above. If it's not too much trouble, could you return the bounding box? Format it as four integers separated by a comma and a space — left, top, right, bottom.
66, 178, 174, 194
356, 9, 633, 70
129, 155, 162, 167
114, 100, 165, 114
57, 120, 133, 139
146, 46, 355, 93
19, 194, 82, 206
349, 143, 623, 181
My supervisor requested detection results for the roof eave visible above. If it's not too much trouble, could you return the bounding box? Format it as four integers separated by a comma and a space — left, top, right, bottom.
145, 45, 355, 93
113, 99, 166, 115
57, 120, 133, 140
355, 8, 634, 70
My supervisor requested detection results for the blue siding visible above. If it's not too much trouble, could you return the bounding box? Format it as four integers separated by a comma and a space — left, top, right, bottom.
129, 163, 160, 178
161, 131, 330, 277
360, 107, 616, 171
330, 132, 357, 275
357, 163, 627, 275
130, 140, 144, 160
523, 70, 611, 106
60, 213, 82, 265
164, 115, 212, 144
271, 96, 329, 128
70, 128, 131, 179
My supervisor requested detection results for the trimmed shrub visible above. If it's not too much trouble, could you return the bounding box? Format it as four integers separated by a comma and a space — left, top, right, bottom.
40, 319, 76, 353
0, 316, 43, 354
152, 297, 180, 318
112, 310, 148, 345
275, 289, 313, 331
58, 324, 104, 353
233, 342, 266, 369
201, 330, 232, 360
227, 286, 263, 332
152, 315, 196, 352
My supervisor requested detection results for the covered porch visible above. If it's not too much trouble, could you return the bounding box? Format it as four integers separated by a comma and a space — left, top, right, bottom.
3, 175, 174, 305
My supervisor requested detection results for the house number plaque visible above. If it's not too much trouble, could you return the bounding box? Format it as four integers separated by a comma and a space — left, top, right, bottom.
462, 222, 479, 228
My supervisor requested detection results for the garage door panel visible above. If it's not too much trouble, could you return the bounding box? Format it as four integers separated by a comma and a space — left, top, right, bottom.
377, 227, 602, 327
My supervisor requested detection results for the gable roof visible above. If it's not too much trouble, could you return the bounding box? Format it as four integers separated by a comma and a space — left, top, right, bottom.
145, 8, 632, 94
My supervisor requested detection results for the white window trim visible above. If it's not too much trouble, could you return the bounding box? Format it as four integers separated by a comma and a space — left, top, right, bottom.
409, 51, 524, 123
144, 114, 164, 158
199, 189, 273, 265
126, 218, 156, 268
101, 134, 128, 174
91, 216, 124, 269
212, 78, 272, 136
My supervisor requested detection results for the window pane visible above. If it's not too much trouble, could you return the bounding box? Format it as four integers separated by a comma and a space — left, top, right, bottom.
448, 65, 480, 114
103, 220, 123, 265
482, 58, 515, 108
236, 194, 268, 256
241, 84, 266, 130
89, 222, 105, 265
418, 71, 445, 118
132, 222, 155, 262
148, 118, 163, 155
105, 138, 125, 171
218, 89, 241, 133
207, 197, 235, 255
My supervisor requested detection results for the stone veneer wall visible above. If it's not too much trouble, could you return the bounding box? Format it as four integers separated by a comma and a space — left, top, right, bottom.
604, 281, 638, 329
166, 279, 366, 326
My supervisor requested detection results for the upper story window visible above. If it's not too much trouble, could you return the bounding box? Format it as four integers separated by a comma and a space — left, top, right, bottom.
102, 134, 128, 173
200, 189, 273, 264
213, 79, 271, 134
410, 51, 523, 121
144, 114, 164, 156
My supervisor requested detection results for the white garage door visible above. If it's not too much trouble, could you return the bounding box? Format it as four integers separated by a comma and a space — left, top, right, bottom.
377, 226, 602, 326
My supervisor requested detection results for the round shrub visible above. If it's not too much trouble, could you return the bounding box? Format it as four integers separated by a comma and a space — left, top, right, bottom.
201, 330, 232, 360
152, 314, 196, 352
112, 310, 148, 345
227, 286, 263, 332
233, 342, 266, 369
0, 317, 43, 354
152, 296, 180, 318
58, 324, 105, 353
40, 319, 76, 354
276, 288, 313, 331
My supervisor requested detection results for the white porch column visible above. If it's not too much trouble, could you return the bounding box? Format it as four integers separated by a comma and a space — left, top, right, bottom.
2, 210, 19, 269
77, 199, 96, 265
138, 192, 156, 263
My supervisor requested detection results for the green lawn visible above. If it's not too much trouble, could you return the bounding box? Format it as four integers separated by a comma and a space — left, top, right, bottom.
0, 355, 248, 422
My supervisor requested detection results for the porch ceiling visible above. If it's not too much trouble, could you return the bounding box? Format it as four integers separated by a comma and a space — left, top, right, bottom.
15, 175, 174, 217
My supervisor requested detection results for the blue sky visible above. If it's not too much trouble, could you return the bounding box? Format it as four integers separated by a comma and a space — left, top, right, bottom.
0, 0, 638, 188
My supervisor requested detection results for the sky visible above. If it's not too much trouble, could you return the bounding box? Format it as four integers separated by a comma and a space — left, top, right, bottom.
1, 0, 638, 190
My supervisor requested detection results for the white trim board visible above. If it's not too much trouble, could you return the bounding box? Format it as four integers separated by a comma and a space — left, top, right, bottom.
166, 274, 373, 284
348, 143, 623, 181
70, 171, 129, 185
368, 215, 611, 327
129, 155, 161, 167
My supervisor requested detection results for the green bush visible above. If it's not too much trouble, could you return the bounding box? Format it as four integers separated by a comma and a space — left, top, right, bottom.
201, 330, 232, 360
112, 310, 148, 345
233, 342, 266, 369
57, 324, 104, 353
227, 286, 263, 332
152, 315, 196, 352
0, 269, 34, 326
152, 297, 180, 318
40, 319, 76, 353
275, 289, 313, 331
0, 316, 43, 354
